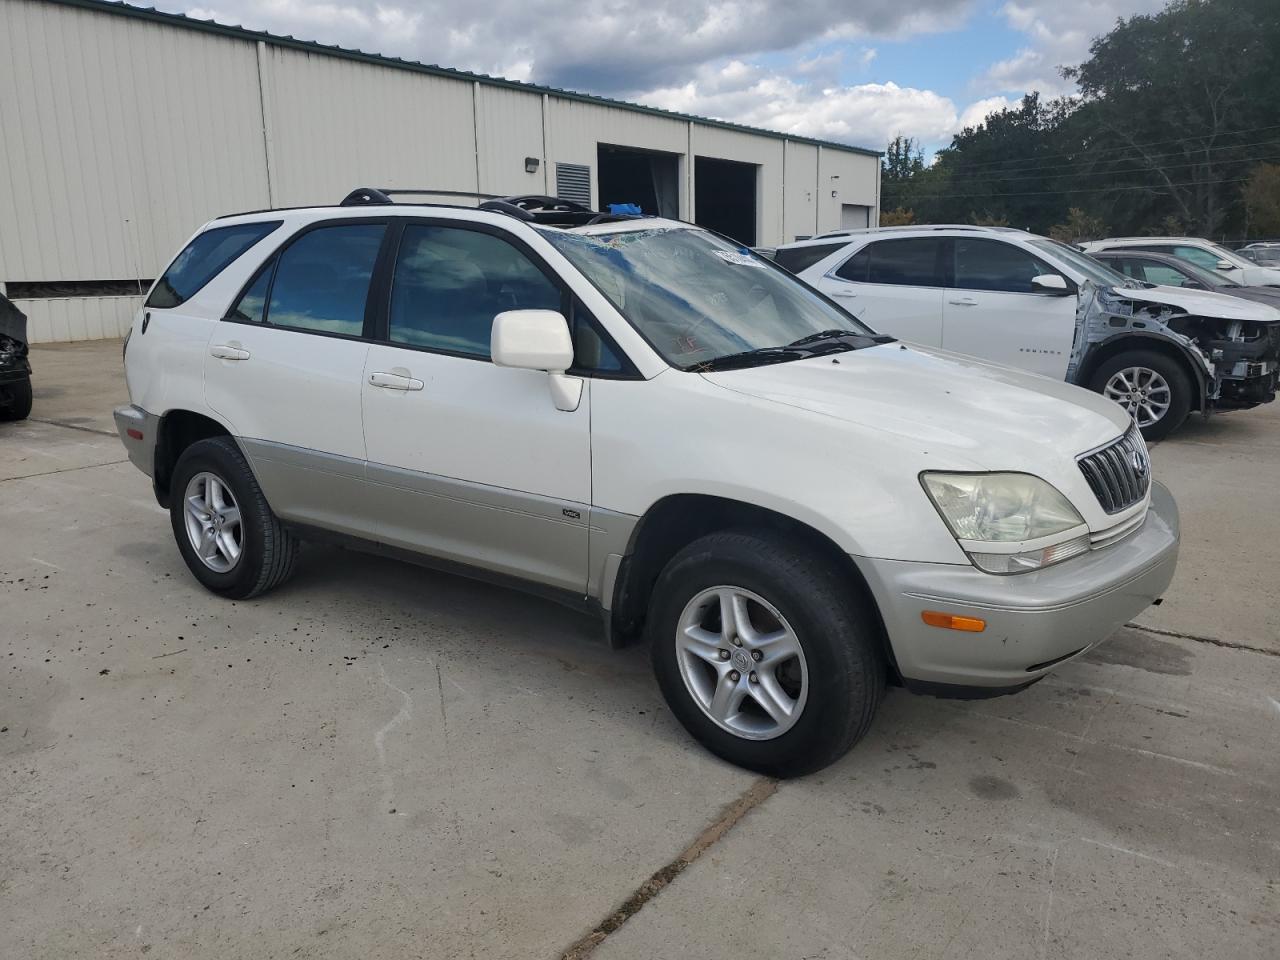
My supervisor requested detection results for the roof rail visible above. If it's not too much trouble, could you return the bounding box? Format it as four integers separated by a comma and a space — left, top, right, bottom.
338, 187, 644, 228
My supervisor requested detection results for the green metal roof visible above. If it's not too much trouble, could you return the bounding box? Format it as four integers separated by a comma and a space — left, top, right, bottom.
48, 0, 881, 158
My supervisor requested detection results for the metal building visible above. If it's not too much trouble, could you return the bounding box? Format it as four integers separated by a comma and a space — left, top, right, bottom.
0, 0, 882, 343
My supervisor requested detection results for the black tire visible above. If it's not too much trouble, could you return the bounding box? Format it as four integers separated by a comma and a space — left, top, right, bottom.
169, 436, 298, 599
0, 376, 33, 421
648, 530, 884, 778
1088, 349, 1192, 441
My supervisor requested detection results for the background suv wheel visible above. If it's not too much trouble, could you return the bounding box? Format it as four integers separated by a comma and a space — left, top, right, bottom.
648, 530, 884, 777
169, 437, 298, 599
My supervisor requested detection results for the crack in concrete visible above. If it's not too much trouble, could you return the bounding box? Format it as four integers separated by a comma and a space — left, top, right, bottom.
29, 417, 117, 437
0, 458, 128, 482
560, 776, 777, 960
1126, 621, 1279, 658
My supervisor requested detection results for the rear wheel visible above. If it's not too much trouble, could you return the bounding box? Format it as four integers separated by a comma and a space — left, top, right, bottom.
1089, 349, 1192, 441
0, 376, 32, 421
169, 436, 298, 599
648, 531, 884, 777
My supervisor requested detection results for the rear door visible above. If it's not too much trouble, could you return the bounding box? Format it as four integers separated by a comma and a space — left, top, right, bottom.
204, 219, 389, 536
942, 237, 1075, 378
815, 237, 946, 344
360, 219, 602, 592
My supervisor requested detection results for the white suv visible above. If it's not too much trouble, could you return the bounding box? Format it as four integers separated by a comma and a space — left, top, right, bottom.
115, 192, 1179, 776
776, 226, 1280, 439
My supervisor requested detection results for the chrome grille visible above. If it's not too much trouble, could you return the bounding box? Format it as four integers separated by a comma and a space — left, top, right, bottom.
1077, 425, 1150, 514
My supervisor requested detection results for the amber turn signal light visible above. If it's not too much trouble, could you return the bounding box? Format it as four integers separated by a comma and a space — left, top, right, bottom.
921, 610, 986, 632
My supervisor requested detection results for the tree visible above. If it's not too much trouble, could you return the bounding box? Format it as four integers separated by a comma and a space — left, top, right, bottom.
881, 135, 926, 212
1049, 208, 1108, 244
879, 207, 915, 226
1242, 164, 1280, 237
1063, 0, 1280, 236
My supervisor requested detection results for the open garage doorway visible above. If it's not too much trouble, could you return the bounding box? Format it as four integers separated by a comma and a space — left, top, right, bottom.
694, 156, 758, 246
597, 144, 680, 218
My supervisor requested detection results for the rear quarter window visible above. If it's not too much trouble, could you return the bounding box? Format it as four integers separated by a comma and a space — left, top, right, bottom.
146, 221, 282, 308
773, 241, 850, 274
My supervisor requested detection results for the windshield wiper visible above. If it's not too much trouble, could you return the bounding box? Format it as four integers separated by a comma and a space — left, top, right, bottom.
788, 329, 895, 348
694, 346, 805, 371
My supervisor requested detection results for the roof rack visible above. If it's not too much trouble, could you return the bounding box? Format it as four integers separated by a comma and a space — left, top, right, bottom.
339, 187, 643, 227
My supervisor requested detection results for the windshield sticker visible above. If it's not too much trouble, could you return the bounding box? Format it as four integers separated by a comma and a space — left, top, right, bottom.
711, 249, 766, 268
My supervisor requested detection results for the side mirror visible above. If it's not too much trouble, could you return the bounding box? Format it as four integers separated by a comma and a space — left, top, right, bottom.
1216, 259, 1236, 271
1031, 274, 1069, 294
1181, 279, 1206, 290
491, 309, 581, 412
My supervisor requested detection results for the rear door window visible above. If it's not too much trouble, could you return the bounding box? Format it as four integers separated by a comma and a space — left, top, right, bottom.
265, 224, 386, 336
837, 238, 945, 286
147, 221, 281, 308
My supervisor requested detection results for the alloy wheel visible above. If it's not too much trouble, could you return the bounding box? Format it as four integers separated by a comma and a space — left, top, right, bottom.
1103, 366, 1172, 427
182, 471, 243, 573
675, 586, 809, 740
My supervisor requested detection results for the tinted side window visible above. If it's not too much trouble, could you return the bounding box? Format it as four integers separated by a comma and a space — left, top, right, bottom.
848, 238, 944, 286
1138, 262, 1191, 286
834, 246, 870, 281
147, 221, 281, 308
1173, 246, 1223, 270
953, 238, 1053, 293
267, 224, 385, 336
389, 225, 561, 359
228, 257, 274, 323
774, 241, 849, 274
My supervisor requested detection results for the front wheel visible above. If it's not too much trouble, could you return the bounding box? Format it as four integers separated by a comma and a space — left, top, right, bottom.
0, 376, 33, 421
1089, 350, 1192, 441
648, 531, 884, 777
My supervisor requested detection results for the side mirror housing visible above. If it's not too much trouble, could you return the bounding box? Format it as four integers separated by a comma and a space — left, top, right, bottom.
491, 309, 582, 412
492, 309, 574, 372
1031, 274, 1069, 294
1216, 259, 1236, 271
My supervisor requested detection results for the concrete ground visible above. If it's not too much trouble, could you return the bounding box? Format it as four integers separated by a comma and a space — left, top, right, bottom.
2, 340, 1277, 959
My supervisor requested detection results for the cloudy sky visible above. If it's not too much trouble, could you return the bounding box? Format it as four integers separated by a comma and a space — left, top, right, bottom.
181, 0, 1170, 151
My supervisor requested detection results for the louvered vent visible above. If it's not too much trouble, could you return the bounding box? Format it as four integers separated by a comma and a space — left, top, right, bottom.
555, 162, 591, 207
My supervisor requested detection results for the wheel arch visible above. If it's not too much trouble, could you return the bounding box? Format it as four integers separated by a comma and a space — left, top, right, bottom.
152, 409, 240, 508
608, 493, 902, 682
1076, 333, 1209, 412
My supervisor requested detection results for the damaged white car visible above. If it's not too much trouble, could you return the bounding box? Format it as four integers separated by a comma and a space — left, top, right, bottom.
773, 226, 1280, 439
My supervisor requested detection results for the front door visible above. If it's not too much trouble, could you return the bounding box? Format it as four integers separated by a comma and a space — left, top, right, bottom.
816, 236, 946, 345
360, 221, 592, 593
942, 237, 1075, 378
204, 220, 388, 536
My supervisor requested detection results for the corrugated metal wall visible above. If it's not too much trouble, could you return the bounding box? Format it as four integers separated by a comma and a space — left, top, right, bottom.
0, 0, 879, 343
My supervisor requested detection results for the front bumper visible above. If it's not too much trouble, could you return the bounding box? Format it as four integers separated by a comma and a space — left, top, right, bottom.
856, 481, 1179, 694
113, 403, 159, 477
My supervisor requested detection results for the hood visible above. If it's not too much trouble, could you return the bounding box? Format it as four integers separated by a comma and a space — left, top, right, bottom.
700, 343, 1130, 471
1115, 283, 1280, 323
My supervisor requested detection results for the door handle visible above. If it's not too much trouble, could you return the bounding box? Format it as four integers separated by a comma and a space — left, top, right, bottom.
830, 290, 858, 298
948, 297, 978, 306
369, 371, 424, 391
210, 343, 251, 360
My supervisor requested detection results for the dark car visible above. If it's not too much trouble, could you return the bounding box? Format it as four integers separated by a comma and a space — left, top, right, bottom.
1090, 249, 1280, 310
0, 293, 33, 421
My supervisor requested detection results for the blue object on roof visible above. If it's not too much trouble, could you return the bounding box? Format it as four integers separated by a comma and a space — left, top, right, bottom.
608, 203, 643, 216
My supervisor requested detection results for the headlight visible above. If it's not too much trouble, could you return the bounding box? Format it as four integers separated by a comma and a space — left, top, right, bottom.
921, 472, 1088, 574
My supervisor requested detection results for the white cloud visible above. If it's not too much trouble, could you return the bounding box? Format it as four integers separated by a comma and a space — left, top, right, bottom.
641, 59, 1006, 150
973, 0, 1168, 97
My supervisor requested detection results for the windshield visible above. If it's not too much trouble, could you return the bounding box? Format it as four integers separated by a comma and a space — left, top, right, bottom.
538, 225, 877, 369
1027, 237, 1140, 288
